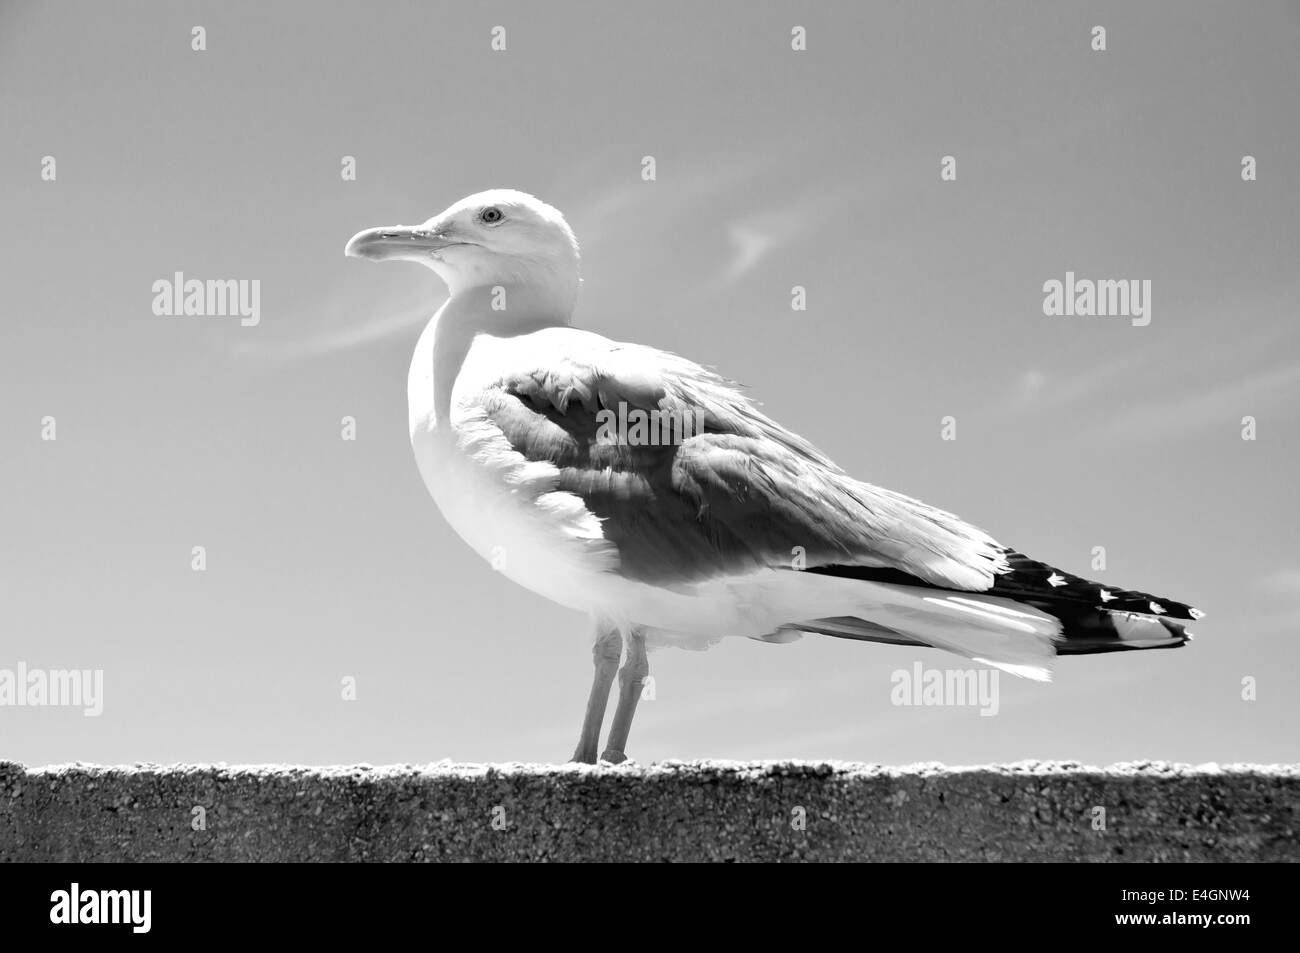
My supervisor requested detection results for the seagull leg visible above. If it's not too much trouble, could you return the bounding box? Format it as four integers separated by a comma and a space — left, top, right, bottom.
570, 626, 621, 764
600, 628, 648, 764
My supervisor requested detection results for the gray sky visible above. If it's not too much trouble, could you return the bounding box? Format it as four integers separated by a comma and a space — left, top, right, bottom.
2, 0, 1297, 766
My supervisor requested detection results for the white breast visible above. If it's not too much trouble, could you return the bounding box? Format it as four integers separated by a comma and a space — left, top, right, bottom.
407, 317, 619, 616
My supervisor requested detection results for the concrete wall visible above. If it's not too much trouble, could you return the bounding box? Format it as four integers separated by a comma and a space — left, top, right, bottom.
2, 760, 1296, 862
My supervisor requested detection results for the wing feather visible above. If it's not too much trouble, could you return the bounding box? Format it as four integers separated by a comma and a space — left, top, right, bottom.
465, 328, 1009, 591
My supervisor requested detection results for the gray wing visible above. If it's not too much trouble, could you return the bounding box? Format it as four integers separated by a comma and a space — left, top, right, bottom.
468, 334, 1009, 591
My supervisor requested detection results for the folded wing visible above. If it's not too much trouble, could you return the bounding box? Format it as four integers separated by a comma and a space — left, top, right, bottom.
465, 328, 1011, 593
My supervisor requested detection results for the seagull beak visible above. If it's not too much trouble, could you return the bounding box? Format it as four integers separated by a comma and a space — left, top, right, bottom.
344, 224, 459, 262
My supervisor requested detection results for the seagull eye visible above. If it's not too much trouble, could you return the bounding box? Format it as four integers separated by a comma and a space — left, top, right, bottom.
480, 206, 504, 225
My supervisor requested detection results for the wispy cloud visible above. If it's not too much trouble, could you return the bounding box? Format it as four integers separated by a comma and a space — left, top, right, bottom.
225, 277, 438, 368
1092, 357, 1300, 444
984, 289, 1300, 446
1256, 568, 1300, 596
718, 223, 777, 285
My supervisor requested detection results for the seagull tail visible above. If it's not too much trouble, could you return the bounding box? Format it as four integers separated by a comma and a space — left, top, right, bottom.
791, 581, 1065, 681
962, 550, 1199, 655
1044, 605, 1192, 654
799, 551, 1199, 672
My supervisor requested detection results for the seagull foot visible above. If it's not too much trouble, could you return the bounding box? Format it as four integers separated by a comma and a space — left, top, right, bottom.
570, 748, 598, 765
598, 748, 629, 765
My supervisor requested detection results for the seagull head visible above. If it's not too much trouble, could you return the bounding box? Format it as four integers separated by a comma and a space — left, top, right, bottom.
346, 189, 581, 317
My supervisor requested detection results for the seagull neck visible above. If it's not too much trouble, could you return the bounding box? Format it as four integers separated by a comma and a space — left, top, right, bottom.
443, 278, 577, 328
423, 282, 575, 429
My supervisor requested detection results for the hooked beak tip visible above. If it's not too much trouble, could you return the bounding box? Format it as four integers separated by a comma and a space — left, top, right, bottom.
345, 227, 395, 261
345, 225, 452, 262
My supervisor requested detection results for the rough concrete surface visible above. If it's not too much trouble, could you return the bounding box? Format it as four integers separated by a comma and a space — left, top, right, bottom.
2, 760, 1296, 862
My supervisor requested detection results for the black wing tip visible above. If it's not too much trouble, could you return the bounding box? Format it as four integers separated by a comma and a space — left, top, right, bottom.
806, 551, 1202, 623
998, 548, 1200, 621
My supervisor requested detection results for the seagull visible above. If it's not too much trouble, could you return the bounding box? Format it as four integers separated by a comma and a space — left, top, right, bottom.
345, 189, 1200, 764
